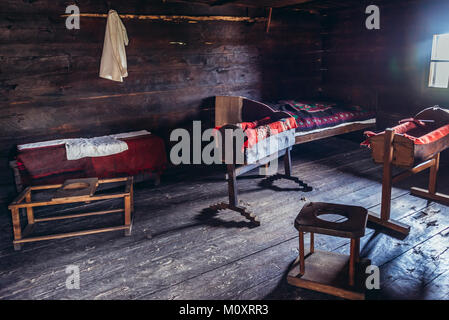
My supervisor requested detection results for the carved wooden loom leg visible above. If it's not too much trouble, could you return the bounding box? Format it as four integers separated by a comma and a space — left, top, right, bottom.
411, 152, 449, 204
368, 129, 410, 236
284, 147, 292, 177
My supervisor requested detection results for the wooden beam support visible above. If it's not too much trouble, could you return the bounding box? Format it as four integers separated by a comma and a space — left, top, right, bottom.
33, 209, 125, 223
60, 13, 266, 23
391, 158, 435, 184
225, 148, 287, 179
368, 211, 411, 236
13, 226, 130, 244
410, 188, 449, 205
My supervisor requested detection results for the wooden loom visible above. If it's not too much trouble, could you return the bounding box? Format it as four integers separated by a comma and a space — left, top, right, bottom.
366, 107, 449, 236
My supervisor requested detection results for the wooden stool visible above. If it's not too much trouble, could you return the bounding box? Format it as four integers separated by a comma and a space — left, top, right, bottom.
287, 202, 370, 300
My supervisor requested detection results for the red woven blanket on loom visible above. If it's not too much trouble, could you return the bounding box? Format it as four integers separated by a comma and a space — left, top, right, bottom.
16, 134, 167, 186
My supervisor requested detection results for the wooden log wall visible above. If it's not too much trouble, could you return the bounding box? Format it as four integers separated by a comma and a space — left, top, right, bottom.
320, 0, 449, 129
0, 1, 322, 202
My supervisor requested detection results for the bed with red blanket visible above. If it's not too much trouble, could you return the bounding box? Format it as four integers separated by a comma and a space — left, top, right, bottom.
11, 131, 167, 191
266, 99, 376, 141
215, 96, 376, 146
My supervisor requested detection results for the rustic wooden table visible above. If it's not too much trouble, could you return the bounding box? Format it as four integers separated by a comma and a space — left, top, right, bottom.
8, 177, 134, 250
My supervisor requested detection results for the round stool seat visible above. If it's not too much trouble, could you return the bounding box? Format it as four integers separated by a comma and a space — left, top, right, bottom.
294, 202, 368, 238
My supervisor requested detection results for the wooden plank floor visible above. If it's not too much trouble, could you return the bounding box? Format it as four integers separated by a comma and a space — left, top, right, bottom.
0, 136, 448, 300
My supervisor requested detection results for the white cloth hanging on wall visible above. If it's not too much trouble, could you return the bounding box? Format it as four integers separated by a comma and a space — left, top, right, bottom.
99, 10, 129, 82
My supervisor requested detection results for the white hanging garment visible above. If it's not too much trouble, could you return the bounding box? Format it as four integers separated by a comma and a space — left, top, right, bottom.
99, 10, 129, 82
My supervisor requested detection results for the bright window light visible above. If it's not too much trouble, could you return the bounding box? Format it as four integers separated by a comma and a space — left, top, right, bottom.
429, 33, 449, 88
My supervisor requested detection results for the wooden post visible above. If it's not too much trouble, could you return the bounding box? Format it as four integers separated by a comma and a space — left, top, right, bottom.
130, 181, 134, 213
299, 231, 305, 275
284, 147, 292, 177
349, 238, 360, 287
25, 191, 34, 224
9, 160, 23, 192
380, 129, 394, 221
368, 128, 411, 236
124, 195, 132, 236
429, 153, 440, 195
11, 208, 22, 251
227, 164, 238, 207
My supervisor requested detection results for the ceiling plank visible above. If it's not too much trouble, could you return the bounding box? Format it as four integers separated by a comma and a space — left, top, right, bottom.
167, 0, 316, 9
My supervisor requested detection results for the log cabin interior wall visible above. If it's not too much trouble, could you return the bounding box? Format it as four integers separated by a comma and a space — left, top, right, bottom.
0, 0, 322, 202
321, 0, 449, 128
2, 0, 449, 203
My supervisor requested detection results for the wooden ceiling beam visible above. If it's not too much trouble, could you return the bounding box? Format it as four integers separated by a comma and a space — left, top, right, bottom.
166, 0, 317, 9
210, 0, 241, 6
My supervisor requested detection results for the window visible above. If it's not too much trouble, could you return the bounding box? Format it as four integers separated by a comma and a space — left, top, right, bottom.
429, 33, 449, 88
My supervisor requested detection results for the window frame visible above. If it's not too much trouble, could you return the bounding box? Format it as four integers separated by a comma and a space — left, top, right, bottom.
428, 33, 449, 88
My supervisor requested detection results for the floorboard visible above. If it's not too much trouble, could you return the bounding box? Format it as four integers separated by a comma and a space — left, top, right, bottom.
0, 136, 448, 300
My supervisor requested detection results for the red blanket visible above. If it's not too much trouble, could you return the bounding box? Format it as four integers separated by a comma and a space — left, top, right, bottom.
16, 134, 167, 186
215, 116, 298, 151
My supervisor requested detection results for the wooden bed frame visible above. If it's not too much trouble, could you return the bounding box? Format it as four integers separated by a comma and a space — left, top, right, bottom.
213, 96, 296, 225
9, 160, 161, 193
215, 96, 376, 145
213, 96, 376, 225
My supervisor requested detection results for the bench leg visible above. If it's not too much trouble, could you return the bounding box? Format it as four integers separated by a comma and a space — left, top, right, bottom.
124, 195, 132, 236
26, 192, 34, 224
11, 208, 22, 251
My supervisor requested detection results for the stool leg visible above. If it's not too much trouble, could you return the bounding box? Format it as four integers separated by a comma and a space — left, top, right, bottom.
299, 231, 305, 275
349, 238, 360, 287
310, 232, 314, 253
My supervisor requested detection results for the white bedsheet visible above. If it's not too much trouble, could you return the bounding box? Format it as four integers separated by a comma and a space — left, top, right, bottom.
65, 136, 128, 160
17, 130, 150, 150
